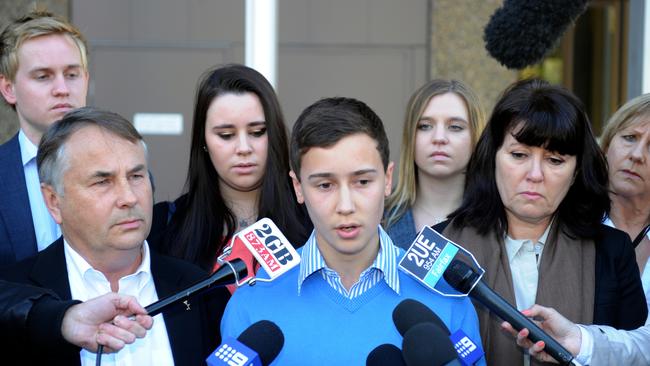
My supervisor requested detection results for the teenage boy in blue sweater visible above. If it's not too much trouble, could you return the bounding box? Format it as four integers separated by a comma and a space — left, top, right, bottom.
221, 97, 484, 365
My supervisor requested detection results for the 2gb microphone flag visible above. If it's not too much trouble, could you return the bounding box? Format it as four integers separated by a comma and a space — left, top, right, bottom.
234, 218, 301, 280
398, 226, 484, 297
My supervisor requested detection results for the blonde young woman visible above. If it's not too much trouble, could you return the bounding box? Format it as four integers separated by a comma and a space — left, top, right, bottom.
600, 94, 650, 320
384, 79, 485, 249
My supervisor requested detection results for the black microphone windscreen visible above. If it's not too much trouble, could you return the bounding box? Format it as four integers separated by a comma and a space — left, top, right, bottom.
392, 299, 450, 336
402, 323, 458, 366
237, 320, 284, 366
484, 0, 589, 69
366, 344, 406, 366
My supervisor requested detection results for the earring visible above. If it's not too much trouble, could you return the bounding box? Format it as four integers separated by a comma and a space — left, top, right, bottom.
203, 145, 208, 152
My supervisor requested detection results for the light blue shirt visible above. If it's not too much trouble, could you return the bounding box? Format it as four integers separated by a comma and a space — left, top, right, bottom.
297, 225, 400, 299
18, 131, 60, 251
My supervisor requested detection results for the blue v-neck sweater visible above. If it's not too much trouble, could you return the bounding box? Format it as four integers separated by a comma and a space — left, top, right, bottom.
221, 262, 484, 365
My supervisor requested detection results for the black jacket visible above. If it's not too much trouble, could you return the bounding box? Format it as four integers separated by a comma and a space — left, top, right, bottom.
0, 238, 230, 365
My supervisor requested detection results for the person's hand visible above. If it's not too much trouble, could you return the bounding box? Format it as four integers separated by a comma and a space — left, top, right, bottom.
61, 292, 153, 353
500, 304, 582, 363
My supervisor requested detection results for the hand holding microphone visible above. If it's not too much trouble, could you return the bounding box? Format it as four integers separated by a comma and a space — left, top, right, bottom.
500, 304, 583, 364
443, 260, 577, 365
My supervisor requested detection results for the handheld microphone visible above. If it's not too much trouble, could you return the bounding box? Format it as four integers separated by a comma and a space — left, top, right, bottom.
484, 0, 589, 69
402, 322, 460, 366
366, 344, 406, 366
206, 320, 284, 366
233, 218, 301, 281
443, 260, 575, 365
392, 298, 450, 336
393, 299, 483, 365
145, 258, 247, 317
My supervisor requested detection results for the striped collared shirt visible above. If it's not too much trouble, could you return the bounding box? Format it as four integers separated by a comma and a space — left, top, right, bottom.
297, 225, 400, 299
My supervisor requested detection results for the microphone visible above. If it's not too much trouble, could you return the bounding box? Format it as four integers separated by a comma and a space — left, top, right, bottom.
145, 258, 247, 317
206, 320, 284, 366
484, 0, 589, 69
366, 344, 406, 366
402, 322, 460, 366
443, 259, 575, 365
233, 218, 301, 281
392, 298, 450, 336
393, 299, 483, 365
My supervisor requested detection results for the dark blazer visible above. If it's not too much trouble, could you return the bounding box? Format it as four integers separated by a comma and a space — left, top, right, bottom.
0, 133, 37, 265
0, 238, 231, 365
434, 221, 648, 330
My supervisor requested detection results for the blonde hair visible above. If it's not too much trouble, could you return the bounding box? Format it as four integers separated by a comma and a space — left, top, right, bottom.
384, 79, 486, 228
0, 10, 88, 81
600, 93, 650, 153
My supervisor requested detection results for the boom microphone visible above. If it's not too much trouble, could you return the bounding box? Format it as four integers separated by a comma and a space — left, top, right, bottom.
484, 0, 589, 69
443, 259, 575, 365
207, 320, 284, 366
145, 258, 247, 317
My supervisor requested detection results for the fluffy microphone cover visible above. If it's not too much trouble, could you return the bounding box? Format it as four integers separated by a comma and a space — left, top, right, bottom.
484, 0, 589, 69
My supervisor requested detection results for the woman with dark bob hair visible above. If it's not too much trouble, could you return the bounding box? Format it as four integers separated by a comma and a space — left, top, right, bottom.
435, 79, 646, 365
149, 64, 311, 282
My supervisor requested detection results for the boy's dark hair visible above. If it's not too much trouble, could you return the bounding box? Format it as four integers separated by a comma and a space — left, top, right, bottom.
289, 97, 390, 178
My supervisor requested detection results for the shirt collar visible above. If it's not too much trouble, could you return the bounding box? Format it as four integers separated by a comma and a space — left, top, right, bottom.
18, 129, 38, 166
64, 238, 152, 291
504, 222, 552, 261
297, 225, 401, 294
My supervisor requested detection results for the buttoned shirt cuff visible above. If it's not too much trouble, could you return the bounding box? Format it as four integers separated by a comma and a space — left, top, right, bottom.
575, 325, 593, 365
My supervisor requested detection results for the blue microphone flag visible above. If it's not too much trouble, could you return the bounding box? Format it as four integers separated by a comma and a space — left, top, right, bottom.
398, 226, 484, 297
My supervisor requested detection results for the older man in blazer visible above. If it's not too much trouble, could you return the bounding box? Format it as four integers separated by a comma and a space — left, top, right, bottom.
0, 107, 230, 365
0, 11, 89, 264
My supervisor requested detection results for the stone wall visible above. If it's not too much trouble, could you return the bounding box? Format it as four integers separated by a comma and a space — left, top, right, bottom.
430, 0, 517, 115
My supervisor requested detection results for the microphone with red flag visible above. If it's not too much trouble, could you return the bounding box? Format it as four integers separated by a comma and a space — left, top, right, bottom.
230, 218, 301, 282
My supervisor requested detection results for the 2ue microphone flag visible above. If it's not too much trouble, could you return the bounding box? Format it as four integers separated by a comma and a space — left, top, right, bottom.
399, 226, 485, 364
